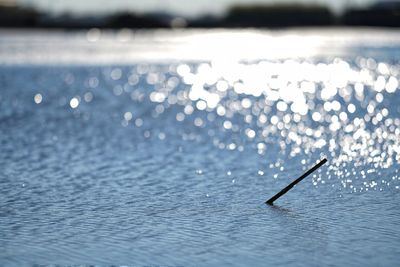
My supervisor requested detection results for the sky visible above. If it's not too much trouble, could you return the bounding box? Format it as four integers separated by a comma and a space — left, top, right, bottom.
18, 0, 377, 17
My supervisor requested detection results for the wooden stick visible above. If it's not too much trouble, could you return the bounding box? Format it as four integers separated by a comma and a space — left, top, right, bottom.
266, 158, 327, 205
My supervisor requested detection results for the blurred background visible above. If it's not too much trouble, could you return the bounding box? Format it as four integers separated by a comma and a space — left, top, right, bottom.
1, 1, 400, 267
1, 0, 400, 28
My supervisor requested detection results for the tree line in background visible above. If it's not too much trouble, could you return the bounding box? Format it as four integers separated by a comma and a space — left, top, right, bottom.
1, 2, 400, 28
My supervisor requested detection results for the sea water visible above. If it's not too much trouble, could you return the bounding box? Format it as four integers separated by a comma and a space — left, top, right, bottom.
0, 29, 399, 266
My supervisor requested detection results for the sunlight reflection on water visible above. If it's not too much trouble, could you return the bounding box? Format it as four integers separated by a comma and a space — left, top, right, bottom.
2, 28, 400, 64
164, 58, 400, 192
24, 56, 400, 195
49, 55, 399, 193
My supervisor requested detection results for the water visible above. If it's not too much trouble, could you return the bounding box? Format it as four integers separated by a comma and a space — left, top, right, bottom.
1, 29, 400, 267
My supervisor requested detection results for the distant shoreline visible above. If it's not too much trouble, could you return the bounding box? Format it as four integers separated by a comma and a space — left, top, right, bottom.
1, 3, 400, 29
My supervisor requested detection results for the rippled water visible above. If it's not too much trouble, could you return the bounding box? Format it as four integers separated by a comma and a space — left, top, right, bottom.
1, 29, 400, 267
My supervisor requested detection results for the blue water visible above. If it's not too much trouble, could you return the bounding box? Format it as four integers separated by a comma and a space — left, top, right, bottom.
1, 29, 400, 266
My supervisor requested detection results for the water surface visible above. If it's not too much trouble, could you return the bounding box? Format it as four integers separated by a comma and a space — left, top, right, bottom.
1, 29, 400, 267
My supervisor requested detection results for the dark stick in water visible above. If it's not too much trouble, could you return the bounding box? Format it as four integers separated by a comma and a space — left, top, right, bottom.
266, 158, 327, 205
